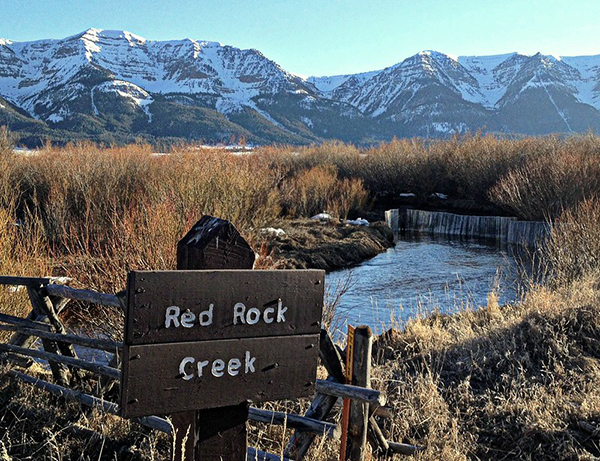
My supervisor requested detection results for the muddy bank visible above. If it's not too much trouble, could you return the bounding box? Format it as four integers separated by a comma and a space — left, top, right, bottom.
258, 219, 394, 272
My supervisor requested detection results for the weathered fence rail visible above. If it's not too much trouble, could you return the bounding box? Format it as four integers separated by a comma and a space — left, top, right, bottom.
0, 216, 421, 460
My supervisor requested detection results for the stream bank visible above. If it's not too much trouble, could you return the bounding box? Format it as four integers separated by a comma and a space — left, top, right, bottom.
258, 219, 394, 272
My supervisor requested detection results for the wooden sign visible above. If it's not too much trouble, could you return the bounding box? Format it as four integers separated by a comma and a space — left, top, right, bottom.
125, 270, 324, 344
120, 269, 324, 418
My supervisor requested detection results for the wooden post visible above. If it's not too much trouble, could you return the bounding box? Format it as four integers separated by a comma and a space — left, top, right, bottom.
173, 215, 255, 461
345, 326, 372, 461
25, 285, 72, 385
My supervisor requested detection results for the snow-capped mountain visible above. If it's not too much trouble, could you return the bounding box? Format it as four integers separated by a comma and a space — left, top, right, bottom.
315, 50, 600, 136
0, 29, 376, 144
1, 29, 600, 145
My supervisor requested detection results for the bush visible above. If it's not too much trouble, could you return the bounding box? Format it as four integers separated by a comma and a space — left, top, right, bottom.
280, 164, 369, 219
541, 198, 600, 285
489, 147, 600, 221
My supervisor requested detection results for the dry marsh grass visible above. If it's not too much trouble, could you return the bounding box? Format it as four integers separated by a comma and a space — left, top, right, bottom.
260, 133, 600, 220
374, 273, 600, 460
1, 129, 600, 459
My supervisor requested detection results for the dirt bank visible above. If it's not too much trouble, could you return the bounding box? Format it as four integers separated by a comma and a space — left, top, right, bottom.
257, 219, 395, 272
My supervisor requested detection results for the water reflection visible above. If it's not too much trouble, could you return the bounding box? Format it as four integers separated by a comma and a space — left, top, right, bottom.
326, 234, 526, 335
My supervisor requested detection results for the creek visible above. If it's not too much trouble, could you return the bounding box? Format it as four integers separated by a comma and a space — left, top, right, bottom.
326, 234, 527, 335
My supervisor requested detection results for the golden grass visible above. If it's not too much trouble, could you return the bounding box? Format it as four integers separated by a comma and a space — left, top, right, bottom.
373, 273, 600, 460
1, 129, 600, 459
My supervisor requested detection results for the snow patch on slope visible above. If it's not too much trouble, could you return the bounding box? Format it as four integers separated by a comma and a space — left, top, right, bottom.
308, 70, 380, 94
562, 54, 600, 110
459, 53, 519, 107
96, 80, 154, 121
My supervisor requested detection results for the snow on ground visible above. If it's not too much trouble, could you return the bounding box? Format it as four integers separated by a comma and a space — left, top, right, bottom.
562, 54, 600, 110
345, 218, 369, 227
307, 69, 380, 94
95, 80, 154, 121
301, 116, 313, 128
13, 147, 39, 156
261, 227, 286, 237
311, 213, 334, 222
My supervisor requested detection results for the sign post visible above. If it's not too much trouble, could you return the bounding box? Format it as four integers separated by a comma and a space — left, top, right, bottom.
120, 270, 324, 417
119, 216, 325, 461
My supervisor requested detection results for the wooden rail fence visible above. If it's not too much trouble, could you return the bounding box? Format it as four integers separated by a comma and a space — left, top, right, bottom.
0, 216, 420, 460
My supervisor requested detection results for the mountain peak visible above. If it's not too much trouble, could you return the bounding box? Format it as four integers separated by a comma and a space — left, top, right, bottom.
79, 28, 147, 46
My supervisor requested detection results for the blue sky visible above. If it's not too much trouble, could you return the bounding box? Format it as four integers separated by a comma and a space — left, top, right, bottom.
2, 0, 600, 77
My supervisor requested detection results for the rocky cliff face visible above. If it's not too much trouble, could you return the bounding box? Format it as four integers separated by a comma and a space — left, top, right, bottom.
1, 29, 600, 145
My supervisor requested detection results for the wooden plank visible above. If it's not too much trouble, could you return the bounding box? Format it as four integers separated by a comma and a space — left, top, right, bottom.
7, 370, 172, 433
0, 325, 122, 353
339, 325, 355, 461
177, 215, 256, 271
0, 343, 120, 380
367, 415, 389, 456
346, 326, 372, 461
0, 276, 50, 286
387, 441, 421, 456
121, 334, 319, 418
315, 380, 384, 406
196, 403, 248, 459
122, 334, 318, 418
319, 328, 345, 383
26, 286, 70, 385
3, 311, 49, 368
45, 284, 122, 308
37, 288, 81, 380
285, 329, 345, 459
125, 270, 324, 345
248, 407, 337, 438
284, 377, 338, 459
0, 312, 51, 331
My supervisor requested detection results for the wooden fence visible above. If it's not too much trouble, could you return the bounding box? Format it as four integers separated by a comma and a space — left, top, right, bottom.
0, 217, 420, 460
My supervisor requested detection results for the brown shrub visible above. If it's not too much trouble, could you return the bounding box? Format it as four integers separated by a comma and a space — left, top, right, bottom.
540, 198, 600, 286
280, 164, 369, 219
489, 137, 600, 220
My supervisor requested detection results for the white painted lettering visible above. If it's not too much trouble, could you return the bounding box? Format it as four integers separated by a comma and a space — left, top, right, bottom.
197, 360, 209, 377
263, 307, 275, 323
212, 359, 225, 377
277, 300, 287, 323
181, 310, 196, 328
179, 356, 195, 380
179, 352, 258, 379
245, 351, 256, 373
165, 306, 181, 328
247, 308, 261, 325
233, 303, 246, 325
228, 358, 241, 376
199, 304, 214, 326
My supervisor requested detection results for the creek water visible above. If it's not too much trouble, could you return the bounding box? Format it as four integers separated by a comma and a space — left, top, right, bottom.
326, 234, 526, 335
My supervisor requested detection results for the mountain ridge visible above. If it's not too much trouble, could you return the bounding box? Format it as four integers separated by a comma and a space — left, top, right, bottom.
1, 29, 600, 145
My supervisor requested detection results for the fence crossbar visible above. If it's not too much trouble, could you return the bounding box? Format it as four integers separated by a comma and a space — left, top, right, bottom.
0, 343, 120, 379
0, 324, 122, 352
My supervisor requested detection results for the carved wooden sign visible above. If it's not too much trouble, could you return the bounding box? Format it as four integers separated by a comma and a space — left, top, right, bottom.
120, 269, 324, 418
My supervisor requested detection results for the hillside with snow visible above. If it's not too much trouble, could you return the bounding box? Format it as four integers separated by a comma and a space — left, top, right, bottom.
1, 29, 600, 144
